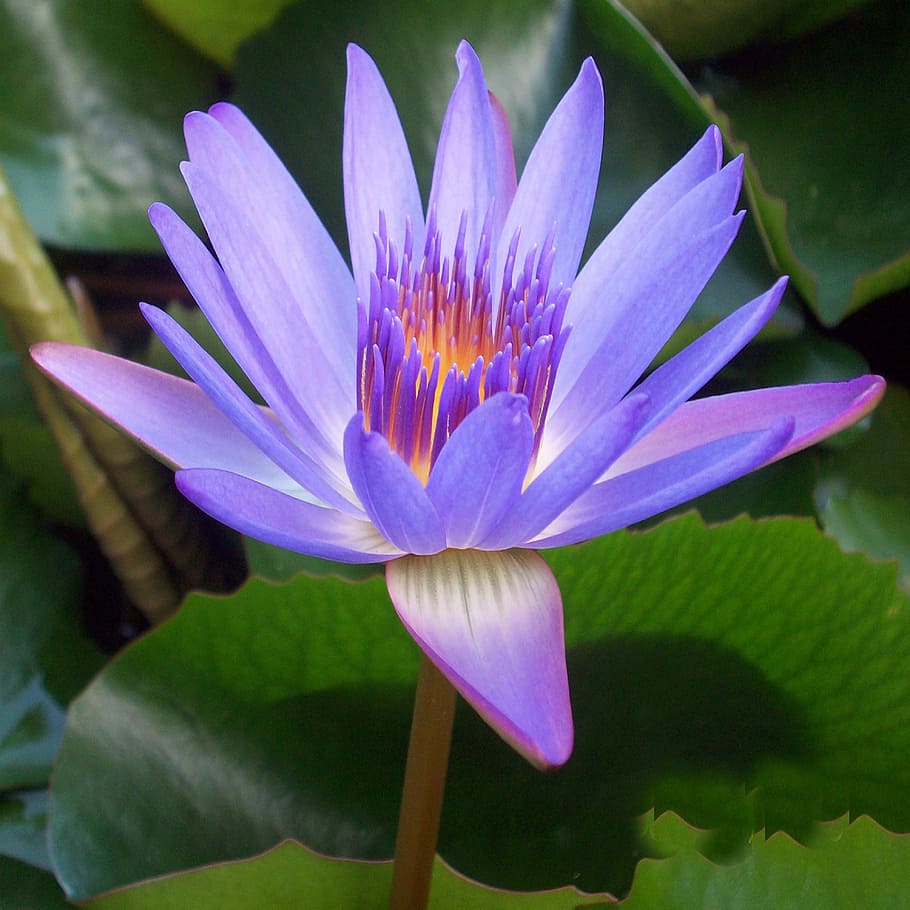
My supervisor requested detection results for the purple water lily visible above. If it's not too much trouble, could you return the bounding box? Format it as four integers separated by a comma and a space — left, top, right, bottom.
32, 42, 883, 769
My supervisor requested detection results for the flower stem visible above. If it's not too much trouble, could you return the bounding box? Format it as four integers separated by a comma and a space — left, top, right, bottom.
390, 652, 457, 910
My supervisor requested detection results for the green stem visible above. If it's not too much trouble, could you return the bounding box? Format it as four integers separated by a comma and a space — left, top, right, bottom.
390, 652, 457, 910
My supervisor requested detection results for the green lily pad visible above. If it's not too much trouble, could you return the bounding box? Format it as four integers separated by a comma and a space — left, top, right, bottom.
49, 513, 909, 899
142, 0, 296, 68
620, 0, 873, 61
699, 0, 910, 324
0, 0, 219, 250
0, 855, 69, 909
83, 841, 611, 910
0, 474, 101, 793
0, 790, 50, 870
822, 491, 910, 594
625, 813, 910, 909
77, 815, 910, 909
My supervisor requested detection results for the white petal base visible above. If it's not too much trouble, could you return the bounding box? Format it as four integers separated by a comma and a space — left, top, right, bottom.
386, 548, 572, 769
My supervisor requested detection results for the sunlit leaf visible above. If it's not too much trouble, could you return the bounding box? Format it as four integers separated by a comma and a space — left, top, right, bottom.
50, 514, 909, 899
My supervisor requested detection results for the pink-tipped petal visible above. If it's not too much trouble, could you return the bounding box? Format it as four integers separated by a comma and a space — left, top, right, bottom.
387, 548, 572, 769
426, 392, 533, 549
495, 58, 603, 300
176, 469, 401, 563
344, 44, 425, 299
343, 415, 446, 555
482, 393, 650, 549
612, 375, 886, 477
533, 419, 795, 548
427, 41, 498, 266
31, 343, 297, 491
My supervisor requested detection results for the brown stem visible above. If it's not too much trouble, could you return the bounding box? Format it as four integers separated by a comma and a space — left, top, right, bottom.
389, 652, 457, 910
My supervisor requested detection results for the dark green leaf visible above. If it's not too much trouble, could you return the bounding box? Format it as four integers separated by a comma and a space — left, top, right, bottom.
699, 0, 910, 324
0, 855, 69, 909
49, 514, 909, 899
0, 790, 50, 870
0, 474, 101, 793
0, 0, 219, 250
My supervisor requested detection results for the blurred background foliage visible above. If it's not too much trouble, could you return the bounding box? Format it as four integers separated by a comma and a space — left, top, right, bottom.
0, 0, 908, 905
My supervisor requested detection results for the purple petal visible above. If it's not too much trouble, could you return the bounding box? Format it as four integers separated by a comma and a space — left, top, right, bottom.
181, 160, 353, 444
344, 44, 425, 299
567, 127, 723, 326
141, 303, 360, 514
627, 277, 787, 443
148, 204, 343, 475
343, 415, 446, 555
532, 420, 795, 548
610, 376, 886, 476
546, 208, 745, 452
495, 58, 603, 300
425, 393, 533, 548
386, 548, 572, 769
488, 90, 517, 239
31, 343, 298, 490
427, 41, 498, 267
481, 393, 649, 549
201, 103, 355, 367
176, 469, 401, 563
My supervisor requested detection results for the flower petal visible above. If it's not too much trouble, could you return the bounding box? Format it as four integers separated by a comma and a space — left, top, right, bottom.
176, 469, 401, 563
566, 126, 723, 325
181, 160, 354, 443
551, 154, 745, 428
481, 393, 650, 549
628, 277, 787, 443
425, 392, 533, 548
141, 303, 360, 514
611, 375, 886, 477
202, 103, 356, 367
31, 343, 298, 491
147, 203, 344, 477
343, 415, 446, 555
543, 208, 745, 463
427, 41, 498, 267
532, 420, 795, 548
495, 58, 603, 300
344, 44, 425, 299
386, 548, 572, 769
488, 90, 517, 239
183, 112, 355, 383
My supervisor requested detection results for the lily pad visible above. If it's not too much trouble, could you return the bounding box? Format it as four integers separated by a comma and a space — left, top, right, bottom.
142, 0, 296, 68
0, 0, 219, 250
699, 0, 910, 324
0, 473, 101, 793
49, 513, 910, 899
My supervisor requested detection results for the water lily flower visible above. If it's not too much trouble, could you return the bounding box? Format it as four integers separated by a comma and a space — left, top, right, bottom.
32, 42, 883, 770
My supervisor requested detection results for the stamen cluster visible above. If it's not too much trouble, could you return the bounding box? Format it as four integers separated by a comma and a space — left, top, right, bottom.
357, 210, 571, 483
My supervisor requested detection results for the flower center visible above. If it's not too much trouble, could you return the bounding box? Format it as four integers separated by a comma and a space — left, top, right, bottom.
357, 209, 571, 484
